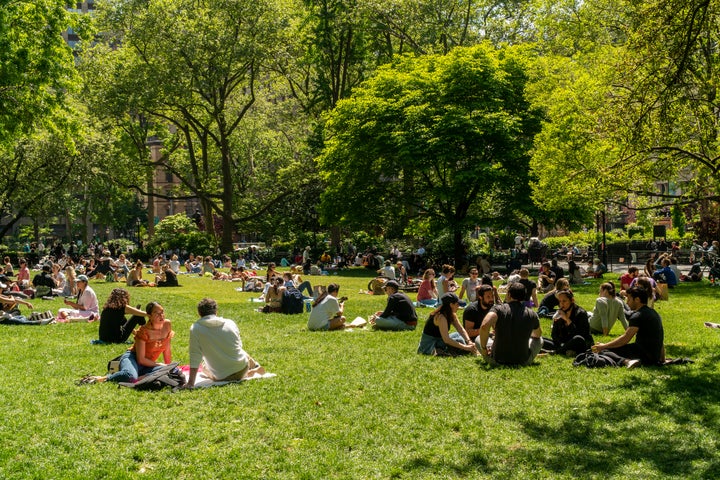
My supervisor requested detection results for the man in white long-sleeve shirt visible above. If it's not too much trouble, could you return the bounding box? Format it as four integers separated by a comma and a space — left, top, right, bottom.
185, 297, 265, 388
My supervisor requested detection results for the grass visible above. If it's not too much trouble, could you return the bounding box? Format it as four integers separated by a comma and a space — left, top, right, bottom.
1, 267, 720, 479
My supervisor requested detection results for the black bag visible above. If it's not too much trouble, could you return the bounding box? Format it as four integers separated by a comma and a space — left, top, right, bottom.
281, 287, 304, 315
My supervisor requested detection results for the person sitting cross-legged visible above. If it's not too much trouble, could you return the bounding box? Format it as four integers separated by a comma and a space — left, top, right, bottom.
591, 286, 665, 368
478, 282, 543, 366
369, 280, 418, 331
184, 297, 266, 388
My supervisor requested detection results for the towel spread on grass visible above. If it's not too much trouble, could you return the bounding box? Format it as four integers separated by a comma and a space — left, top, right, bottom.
179, 365, 276, 388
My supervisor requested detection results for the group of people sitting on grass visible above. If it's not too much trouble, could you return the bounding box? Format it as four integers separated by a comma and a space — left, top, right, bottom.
78, 293, 265, 388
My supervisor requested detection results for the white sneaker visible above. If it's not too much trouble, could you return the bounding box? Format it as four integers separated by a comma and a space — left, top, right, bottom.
626, 359, 641, 369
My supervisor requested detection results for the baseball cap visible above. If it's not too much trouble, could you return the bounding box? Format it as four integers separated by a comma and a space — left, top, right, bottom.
77, 275, 89, 283
384, 280, 399, 290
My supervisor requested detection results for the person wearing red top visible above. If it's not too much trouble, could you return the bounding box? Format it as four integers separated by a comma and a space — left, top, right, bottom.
89, 302, 175, 383
416, 268, 439, 307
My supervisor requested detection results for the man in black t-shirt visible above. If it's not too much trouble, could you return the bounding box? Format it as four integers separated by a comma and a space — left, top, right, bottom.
592, 286, 665, 367
463, 284, 495, 344
370, 280, 418, 331
478, 282, 542, 366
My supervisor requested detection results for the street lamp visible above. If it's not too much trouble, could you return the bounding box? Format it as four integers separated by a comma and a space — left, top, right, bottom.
135, 218, 141, 246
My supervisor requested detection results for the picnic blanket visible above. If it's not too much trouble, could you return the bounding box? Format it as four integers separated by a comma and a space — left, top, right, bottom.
179, 365, 276, 388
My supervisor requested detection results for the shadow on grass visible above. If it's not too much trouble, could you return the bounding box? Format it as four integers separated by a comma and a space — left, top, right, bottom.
501, 368, 720, 478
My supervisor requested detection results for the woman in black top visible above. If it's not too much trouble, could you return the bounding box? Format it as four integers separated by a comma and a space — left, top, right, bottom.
417, 293, 477, 356
98, 288, 149, 343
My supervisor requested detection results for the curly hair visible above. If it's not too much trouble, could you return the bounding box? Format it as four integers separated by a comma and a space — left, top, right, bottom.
104, 288, 130, 310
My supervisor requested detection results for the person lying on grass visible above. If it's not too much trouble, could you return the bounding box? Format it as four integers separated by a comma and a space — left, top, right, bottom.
86, 302, 176, 383
591, 286, 665, 368
184, 297, 265, 388
417, 293, 478, 356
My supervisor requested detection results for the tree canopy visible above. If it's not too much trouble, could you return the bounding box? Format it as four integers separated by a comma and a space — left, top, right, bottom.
318, 43, 542, 261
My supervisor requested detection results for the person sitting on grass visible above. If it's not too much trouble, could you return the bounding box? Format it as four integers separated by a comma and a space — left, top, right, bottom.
458, 267, 481, 303
537, 262, 556, 293
591, 286, 665, 368
156, 263, 179, 287
57, 275, 99, 322
307, 283, 356, 331
282, 272, 313, 299
416, 268, 439, 307
369, 280, 418, 331
0, 293, 53, 325
127, 260, 151, 287
536, 278, 570, 318
541, 290, 593, 356
588, 282, 628, 335
85, 301, 175, 383
620, 266, 639, 291
98, 288, 149, 343
417, 293, 478, 356
262, 277, 285, 313
478, 282, 542, 366
516, 268, 538, 308
463, 284, 497, 347
184, 297, 265, 388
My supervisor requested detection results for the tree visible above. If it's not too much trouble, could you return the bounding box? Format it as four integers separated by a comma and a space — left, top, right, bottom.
0, 0, 76, 146
318, 43, 542, 263
88, 0, 291, 252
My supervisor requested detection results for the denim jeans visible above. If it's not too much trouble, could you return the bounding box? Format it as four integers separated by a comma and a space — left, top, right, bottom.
107, 350, 160, 383
373, 315, 416, 331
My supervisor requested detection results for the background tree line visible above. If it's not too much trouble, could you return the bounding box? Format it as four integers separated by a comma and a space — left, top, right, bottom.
1, 0, 718, 257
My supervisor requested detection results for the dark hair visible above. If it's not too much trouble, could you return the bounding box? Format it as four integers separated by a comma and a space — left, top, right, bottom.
476, 284, 493, 296
480, 274, 493, 286
568, 261, 578, 274
507, 282, 526, 301
556, 290, 574, 301
146, 301, 161, 316
197, 297, 218, 317
600, 282, 616, 297
626, 285, 649, 305
430, 293, 459, 326
313, 283, 339, 308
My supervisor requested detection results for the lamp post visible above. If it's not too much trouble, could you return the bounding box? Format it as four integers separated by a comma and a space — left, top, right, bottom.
135, 218, 141, 246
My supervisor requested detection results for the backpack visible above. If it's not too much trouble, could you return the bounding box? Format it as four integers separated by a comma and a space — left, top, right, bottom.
119, 363, 185, 391
282, 287, 304, 315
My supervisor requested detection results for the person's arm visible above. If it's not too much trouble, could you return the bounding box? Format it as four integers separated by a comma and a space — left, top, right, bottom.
479, 311, 498, 358
531, 288, 538, 308
592, 326, 638, 352
162, 329, 172, 364
463, 313, 481, 339
124, 305, 149, 317
451, 315, 473, 346
186, 367, 198, 388
531, 325, 542, 338
458, 281, 467, 301
617, 301, 629, 330
437, 314, 476, 353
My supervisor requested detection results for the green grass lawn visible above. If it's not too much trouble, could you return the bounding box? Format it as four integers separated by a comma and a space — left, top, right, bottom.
2, 268, 720, 479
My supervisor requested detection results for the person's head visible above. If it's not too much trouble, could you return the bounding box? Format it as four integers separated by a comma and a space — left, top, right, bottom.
626, 285, 649, 309
556, 290, 575, 311
172, 254, 178, 261
519, 268, 529, 279
480, 274, 493, 286
468, 268, 479, 277
65, 265, 76, 278
268, 262, 276, 270
273, 276, 283, 287
477, 284, 494, 307
628, 266, 639, 277
423, 268, 435, 280
135, 260, 143, 269
197, 297, 218, 317
593, 258, 601, 265
435, 292, 460, 320
441, 264, 455, 276
555, 278, 570, 291
3, 256, 9, 264
146, 301, 165, 325
327, 283, 340, 296
541, 262, 550, 272
385, 260, 391, 266
76, 274, 89, 289
507, 282, 526, 301
105, 288, 130, 309
19, 259, 26, 267
42, 264, 51, 273
283, 272, 292, 281
205, 256, 212, 262
551, 259, 558, 267
661, 258, 670, 267
383, 280, 399, 294
600, 281, 616, 298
